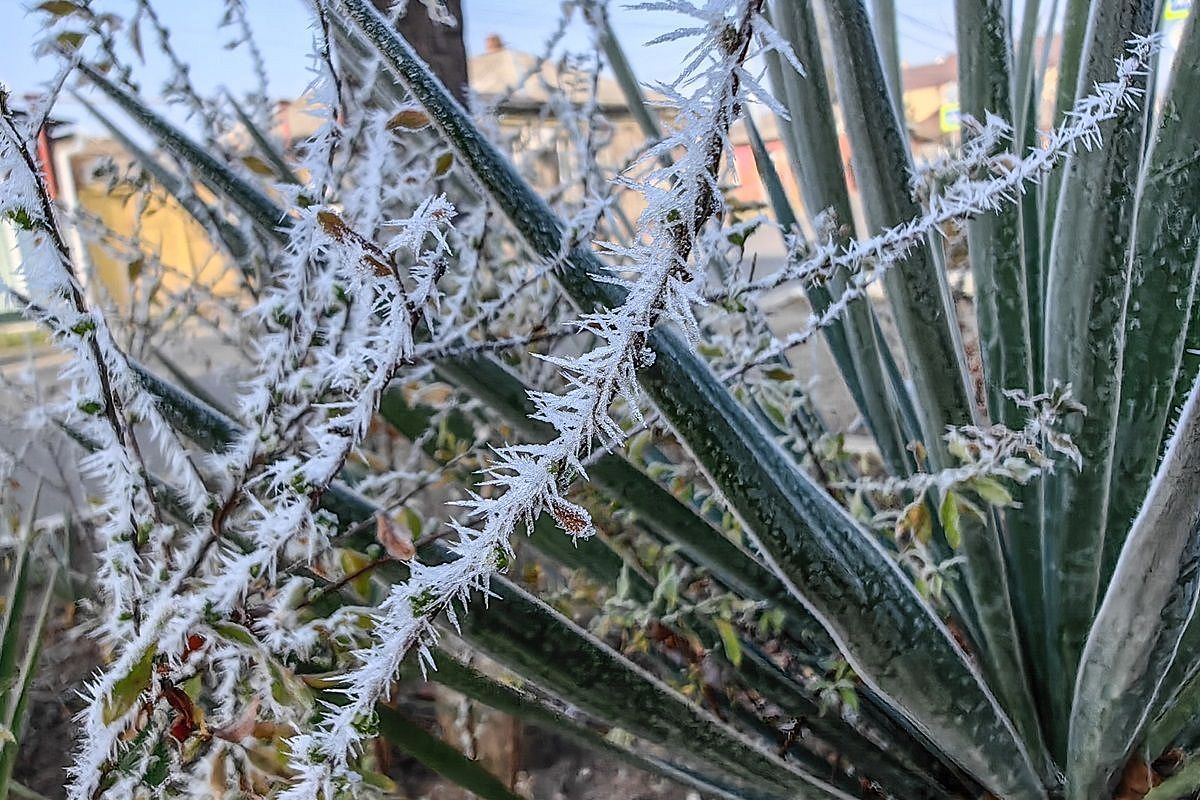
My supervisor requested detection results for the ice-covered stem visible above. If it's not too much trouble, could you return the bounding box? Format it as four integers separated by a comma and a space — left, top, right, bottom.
280, 2, 770, 796
133, 0, 228, 139
835, 383, 1085, 498
66, 191, 455, 799
721, 34, 1160, 382
65, 40, 458, 791
0, 90, 209, 637
220, 0, 273, 127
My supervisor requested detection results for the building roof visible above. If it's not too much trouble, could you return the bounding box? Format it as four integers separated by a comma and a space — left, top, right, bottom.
467, 34, 643, 113
899, 34, 1061, 93
902, 55, 959, 92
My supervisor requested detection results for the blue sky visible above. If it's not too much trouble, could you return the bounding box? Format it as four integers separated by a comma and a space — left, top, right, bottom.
3, 0, 962, 133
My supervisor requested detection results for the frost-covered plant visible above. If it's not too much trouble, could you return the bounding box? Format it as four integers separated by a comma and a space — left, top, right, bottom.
3, 0, 1200, 799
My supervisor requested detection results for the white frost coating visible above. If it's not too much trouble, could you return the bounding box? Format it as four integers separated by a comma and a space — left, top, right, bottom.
834, 384, 1085, 498
719, 34, 1162, 381
278, 1, 786, 795
1, 96, 212, 642
31, 36, 461, 792
3, 3, 1160, 794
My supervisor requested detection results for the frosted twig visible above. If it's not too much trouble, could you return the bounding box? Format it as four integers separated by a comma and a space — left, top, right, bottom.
720, 35, 1159, 383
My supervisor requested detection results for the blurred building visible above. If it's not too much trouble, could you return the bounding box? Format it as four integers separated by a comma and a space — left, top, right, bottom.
727, 36, 1064, 215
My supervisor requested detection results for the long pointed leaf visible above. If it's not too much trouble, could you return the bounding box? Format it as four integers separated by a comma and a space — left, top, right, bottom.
419, 654, 784, 800
334, 3, 1045, 796
952, 0, 1049, 775
78, 64, 285, 236
1103, 11, 1200, 585
1040, 0, 1157, 753
1069, 375, 1200, 800
375, 705, 524, 800
764, 0, 916, 478
821, 0, 979, 466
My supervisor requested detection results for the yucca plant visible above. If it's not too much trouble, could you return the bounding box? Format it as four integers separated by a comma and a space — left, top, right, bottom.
2, 0, 1199, 798
0, 489, 60, 800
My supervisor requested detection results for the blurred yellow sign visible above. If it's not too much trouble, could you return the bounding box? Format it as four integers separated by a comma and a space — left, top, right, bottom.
939, 102, 961, 133
1165, 0, 1191, 21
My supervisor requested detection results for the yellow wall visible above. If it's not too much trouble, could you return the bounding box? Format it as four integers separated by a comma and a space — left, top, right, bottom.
77, 184, 240, 308
904, 85, 948, 126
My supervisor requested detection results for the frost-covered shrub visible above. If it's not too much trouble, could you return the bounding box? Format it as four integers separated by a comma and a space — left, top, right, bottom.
2, 1, 1199, 799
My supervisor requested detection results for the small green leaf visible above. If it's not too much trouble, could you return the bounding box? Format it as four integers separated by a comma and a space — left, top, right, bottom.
967, 476, 1014, 507
339, 549, 375, 598
939, 491, 962, 550
402, 507, 424, 539
102, 644, 156, 724
714, 618, 743, 667
212, 621, 258, 648
55, 31, 87, 50
763, 366, 793, 381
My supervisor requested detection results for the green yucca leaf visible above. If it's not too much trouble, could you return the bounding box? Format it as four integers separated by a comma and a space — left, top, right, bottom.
0, 514, 35, 726
334, 1, 1044, 795
1012, 0, 1043, 146
1038, 0, 1094, 277
821, 0, 978, 465
952, 0, 1049, 775
455, 579, 851, 798
1146, 637, 1200, 758
721, 638, 968, 799
1068, 375, 1200, 800
1168, 257, 1200, 432
1104, 11, 1200, 585
1040, 0, 1157, 753
0, 574, 55, 800
954, 0, 1032, 428
868, 0, 904, 118
1054, 0, 1095, 126
0, 493, 56, 800
150, 346, 232, 419
764, 0, 916, 478
128, 364, 852, 799
417, 654, 783, 800
78, 63, 285, 236
374, 706, 525, 800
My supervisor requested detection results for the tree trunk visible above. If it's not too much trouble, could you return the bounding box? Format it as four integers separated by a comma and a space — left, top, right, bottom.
374, 0, 470, 105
